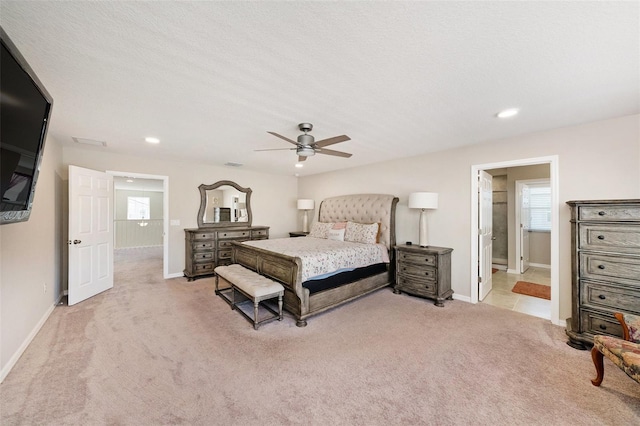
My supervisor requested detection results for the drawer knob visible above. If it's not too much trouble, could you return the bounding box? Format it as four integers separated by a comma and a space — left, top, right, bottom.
598, 211, 606, 216
598, 265, 605, 270
598, 294, 606, 300
597, 235, 605, 240
425, 272, 430, 276
599, 324, 607, 330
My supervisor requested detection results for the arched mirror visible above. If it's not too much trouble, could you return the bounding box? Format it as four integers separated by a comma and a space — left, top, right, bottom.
197, 180, 252, 228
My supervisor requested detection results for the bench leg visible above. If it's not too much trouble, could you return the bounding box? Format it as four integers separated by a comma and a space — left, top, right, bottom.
591, 347, 604, 386
253, 300, 260, 330
278, 293, 283, 321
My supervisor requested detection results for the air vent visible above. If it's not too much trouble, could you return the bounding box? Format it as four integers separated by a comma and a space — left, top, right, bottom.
224, 162, 243, 167
72, 137, 107, 147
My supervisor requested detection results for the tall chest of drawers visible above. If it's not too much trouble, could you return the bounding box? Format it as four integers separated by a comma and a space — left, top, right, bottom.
566, 199, 640, 349
394, 245, 453, 306
184, 226, 269, 281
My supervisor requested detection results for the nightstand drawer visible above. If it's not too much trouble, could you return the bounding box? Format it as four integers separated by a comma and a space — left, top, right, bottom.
252, 229, 268, 237
580, 280, 640, 314
579, 224, 640, 254
397, 265, 437, 282
397, 252, 436, 267
579, 205, 640, 221
396, 276, 436, 295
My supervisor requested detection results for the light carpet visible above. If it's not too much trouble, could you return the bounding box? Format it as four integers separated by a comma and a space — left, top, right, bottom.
1, 247, 638, 425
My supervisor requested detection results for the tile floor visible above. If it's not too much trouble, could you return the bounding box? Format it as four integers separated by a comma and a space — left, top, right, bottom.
482, 266, 551, 320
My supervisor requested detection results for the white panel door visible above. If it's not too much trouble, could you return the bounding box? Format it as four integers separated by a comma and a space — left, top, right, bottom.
478, 171, 493, 301
520, 184, 531, 273
68, 166, 113, 305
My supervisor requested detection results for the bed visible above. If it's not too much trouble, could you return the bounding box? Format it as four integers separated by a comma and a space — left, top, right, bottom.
231, 193, 399, 326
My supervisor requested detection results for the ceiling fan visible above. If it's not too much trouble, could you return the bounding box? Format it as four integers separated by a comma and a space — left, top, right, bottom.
255, 123, 352, 162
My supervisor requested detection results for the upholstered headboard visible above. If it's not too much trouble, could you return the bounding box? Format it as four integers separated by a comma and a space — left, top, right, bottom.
318, 194, 399, 251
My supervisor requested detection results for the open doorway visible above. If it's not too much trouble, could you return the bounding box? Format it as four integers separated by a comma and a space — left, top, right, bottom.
108, 171, 169, 279
470, 156, 561, 326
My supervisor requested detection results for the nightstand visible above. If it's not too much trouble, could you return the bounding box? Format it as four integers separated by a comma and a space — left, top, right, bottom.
394, 245, 453, 306
289, 231, 309, 238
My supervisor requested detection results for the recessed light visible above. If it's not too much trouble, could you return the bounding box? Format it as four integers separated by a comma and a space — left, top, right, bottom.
496, 108, 519, 118
295, 163, 304, 168
145, 137, 160, 144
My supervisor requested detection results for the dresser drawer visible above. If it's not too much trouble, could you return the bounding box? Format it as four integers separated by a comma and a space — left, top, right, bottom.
192, 232, 215, 241
580, 280, 640, 314
579, 253, 640, 283
252, 229, 268, 238
579, 224, 640, 255
396, 276, 436, 295
218, 240, 240, 249
396, 251, 436, 267
579, 205, 640, 221
192, 252, 214, 262
397, 264, 437, 282
579, 309, 623, 338
218, 249, 232, 260
192, 241, 214, 251
218, 230, 251, 239
193, 263, 214, 274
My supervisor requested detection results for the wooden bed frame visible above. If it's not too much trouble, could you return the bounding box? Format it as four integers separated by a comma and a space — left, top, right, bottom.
231, 194, 399, 326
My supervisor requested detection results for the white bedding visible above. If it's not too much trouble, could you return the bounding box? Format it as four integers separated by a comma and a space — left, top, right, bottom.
242, 237, 390, 282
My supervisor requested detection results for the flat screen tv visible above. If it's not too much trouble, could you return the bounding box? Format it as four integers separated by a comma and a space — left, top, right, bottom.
1, 26, 53, 224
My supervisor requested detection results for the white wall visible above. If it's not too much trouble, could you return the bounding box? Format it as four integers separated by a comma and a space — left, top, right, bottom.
299, 114, 640, 321
62, 147, 299, 277
1, 135, 64, 380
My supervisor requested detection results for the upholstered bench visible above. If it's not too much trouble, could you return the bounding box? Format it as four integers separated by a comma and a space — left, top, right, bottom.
214, 264, 284, 330
591, 312, 640, 386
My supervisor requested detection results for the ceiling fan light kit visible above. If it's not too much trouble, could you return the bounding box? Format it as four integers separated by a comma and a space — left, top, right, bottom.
257, 122, 353, 162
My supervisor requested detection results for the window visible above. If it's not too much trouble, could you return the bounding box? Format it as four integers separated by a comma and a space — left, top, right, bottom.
529, 185, 551, 231
127, 196, 150, 220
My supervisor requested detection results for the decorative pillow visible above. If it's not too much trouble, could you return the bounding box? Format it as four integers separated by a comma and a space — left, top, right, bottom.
327, 228, 346, 241
309, 222, 334, 239
344, 221, 379, 244
332, 222, 347, 230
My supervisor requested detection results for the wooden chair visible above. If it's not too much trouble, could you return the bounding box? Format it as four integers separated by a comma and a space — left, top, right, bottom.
591, 312, 640, 386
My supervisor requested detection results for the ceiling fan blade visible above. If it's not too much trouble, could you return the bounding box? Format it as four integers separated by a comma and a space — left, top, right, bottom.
254, 147, 295, 152
316, 147, 352, 158
313, 135, 350, 148
298, 155, 308, 162
267, 131, 298, 145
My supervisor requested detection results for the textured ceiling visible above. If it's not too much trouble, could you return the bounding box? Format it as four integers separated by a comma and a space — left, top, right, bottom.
1, 1, 638, 176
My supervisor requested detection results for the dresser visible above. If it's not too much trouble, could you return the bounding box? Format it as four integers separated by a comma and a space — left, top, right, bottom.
394, 245, 453, 306
184, 226, 269, 280
566, 199, 640, 349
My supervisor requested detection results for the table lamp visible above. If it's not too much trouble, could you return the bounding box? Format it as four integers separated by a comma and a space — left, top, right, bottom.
408, 192, 438, 247
297, 199, 315, 233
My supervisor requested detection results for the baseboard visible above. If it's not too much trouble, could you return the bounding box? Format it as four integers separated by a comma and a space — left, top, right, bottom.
529, 263, 551, 269
166, 272, 184, 279
452, 293, 471, 303
506, 269, 520, 274
491, 264, 507, 271
1, 293, 63, 383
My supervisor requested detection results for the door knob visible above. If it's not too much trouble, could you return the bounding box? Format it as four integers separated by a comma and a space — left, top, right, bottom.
73, 240, 81, 244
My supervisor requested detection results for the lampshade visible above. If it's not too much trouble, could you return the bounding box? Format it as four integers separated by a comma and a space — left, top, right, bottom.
297, 199, 315, 210
408, 192, 438, 210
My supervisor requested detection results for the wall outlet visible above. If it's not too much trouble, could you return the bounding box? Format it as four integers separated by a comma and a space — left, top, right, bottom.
43, 283, 47, 293
170, 219, 180, 226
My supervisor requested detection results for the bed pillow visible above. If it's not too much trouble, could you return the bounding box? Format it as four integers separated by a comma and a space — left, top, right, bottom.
327, 228, 346, 241
344, 221, 379, 244
309, 222, 334, 239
